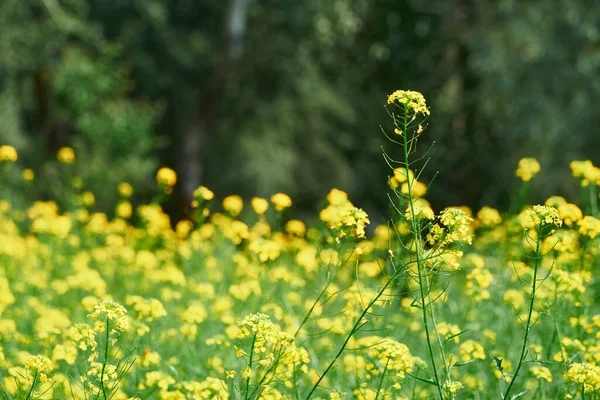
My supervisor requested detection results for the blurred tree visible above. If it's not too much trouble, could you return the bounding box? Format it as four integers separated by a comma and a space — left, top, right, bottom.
1, 0, 599, 216
0, 0, 160, 209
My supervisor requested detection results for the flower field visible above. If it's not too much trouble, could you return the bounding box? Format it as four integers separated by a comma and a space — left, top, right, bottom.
1, 91, 600, 399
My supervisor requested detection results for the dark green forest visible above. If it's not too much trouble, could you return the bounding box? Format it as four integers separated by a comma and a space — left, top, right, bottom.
2, 0, 599, 220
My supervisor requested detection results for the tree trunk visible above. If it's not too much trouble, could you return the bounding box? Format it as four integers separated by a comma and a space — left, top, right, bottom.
177, 0, 251, 208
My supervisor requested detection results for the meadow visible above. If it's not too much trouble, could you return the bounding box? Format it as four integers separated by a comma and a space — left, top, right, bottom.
1, 91, 599, 399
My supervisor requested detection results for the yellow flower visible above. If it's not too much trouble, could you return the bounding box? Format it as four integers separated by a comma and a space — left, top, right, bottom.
0, 145, 18, 162
223, 195, 244, 216
286, 219, 306, 236
89, 300, 129, 333
477, 206, 502, 227
271, 193, 292, 211
193, 185, 214, 201
81, 191, 95, 207
22, 169, 34, 181
564, 363, 600, 393
516, 157, 541, 182
557, 203, 583, 226
116, 201, 133, 219
57, 147, 75, 164
156, 167, 177, 187
118, 182, 134, 197
387, 90, 430, 116
251, 197, 269, 215
530, 366, 552, 382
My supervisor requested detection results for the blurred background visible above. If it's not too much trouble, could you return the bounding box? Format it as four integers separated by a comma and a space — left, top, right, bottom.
1, 0, 599, 221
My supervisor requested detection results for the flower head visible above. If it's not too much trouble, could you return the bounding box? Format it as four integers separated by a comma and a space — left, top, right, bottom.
516, 158, 540, 182
57, 147, 75, 164
271, 193, 292, 211
156, 167, 177, 187
89, 300, 129, 333
387, 90, 430, 116
0, 145, 18, 162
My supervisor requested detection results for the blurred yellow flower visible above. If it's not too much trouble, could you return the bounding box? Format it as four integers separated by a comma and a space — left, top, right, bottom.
251, 197, 269, 215
516, 157, 540, 182
387, 90, 430, 116
223, 195, 243, 216
271, 193, 292, 211
118, 182, 134, 197
22, 169, 34, 181
194, 185, 214, 201
0, 145, 18, 162
156, 167, 177, 187
57, 147, 75, 164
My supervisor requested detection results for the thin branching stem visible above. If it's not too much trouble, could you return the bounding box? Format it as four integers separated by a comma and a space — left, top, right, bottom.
503, 223, 543, 399
400, 107, 444, 399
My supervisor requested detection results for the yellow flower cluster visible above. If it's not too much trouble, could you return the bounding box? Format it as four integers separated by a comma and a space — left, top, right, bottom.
530, 366, 552, 382
387, 90, 430, 116
577, 215, 600, 239
271, 192, 292, 211
0, 145, 18, 162
570, 160, 600, 186
24, 354, 53, 382
564, 363, 600, 393
320, 189, 370, 239
515, 157, 541, 182
57, 146, 75, 164
476, 206, 502, 227
427, 207, 473, 246
518, 205, 562, 231
88, 300, 129, 333
156, 167, 177, 187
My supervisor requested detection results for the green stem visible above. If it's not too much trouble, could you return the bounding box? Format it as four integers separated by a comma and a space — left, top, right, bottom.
244, 333, 257, 400
303, 275, 397, 399
401, 107, 443, 399
99, 318, 110, 400
589, 184, 598, 217
25, 371, 37, 400
374, 357, 390, 400
503, 224, 542, 399
294, 281, 331, 338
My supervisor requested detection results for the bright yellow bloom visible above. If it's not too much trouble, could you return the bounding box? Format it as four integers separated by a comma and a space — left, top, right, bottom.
0, 145, 18, 162
57, 147, 75, 164
515, 157, 540, 182
518, 205, 562, 231
156, 167, 177, 186
477, 206, 502, 226
387, 90, 430, 116
564, 363, 600, 393
557, 203, 583, 226
116, 201, 133, 219
194, 185, 214, 201
251, 197, 269, 215
271, 193, 292, 211
22, 169, 34, 181
118, 182, 134, 197
223, 195, 244, 216
88, 300, 129, 333
531, 366, 552, 382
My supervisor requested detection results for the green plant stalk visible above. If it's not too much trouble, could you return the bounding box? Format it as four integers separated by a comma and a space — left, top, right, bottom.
303, 274, 398, 399
25, 371, 37, 400
244, 333, 257, 400
99, 318, 110, 400
374, 357, 391, 400
401, 107, 444, 399
426, 274, 450, 380
503, 223, 543, 399
294, 241, 347, 338
589, 184, 598, 217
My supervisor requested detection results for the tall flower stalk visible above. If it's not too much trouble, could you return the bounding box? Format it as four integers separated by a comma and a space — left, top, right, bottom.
503, 206, 562, 398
